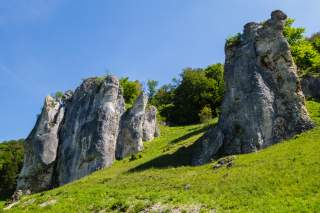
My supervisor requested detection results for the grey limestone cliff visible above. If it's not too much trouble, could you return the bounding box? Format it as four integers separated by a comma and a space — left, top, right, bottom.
16, 75, 159, 193
142, 106, 160, 142
17, 96, 65, 192
56, 76, 125, 185
115, 93, 148, 159
192, 10, 314, 165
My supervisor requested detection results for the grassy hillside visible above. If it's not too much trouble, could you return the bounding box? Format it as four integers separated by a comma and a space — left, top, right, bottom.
3, 101, 320, 212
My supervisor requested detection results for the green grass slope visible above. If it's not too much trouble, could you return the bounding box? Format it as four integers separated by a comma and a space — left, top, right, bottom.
4, 101, 320, 212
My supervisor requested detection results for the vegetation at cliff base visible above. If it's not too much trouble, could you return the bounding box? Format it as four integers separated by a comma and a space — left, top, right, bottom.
5, 101, 320, 212
0, 139, 24, 200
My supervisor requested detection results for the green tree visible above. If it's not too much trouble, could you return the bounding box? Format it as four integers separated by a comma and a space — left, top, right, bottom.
170, 64, 224, 124
283, 18, 305, 45
309, 32, 320, 53
0, 139, 24, 200
147, 80, 158, 100
119, 77, 142, 106
284, 19, 320, 76
151, 84, 175, 122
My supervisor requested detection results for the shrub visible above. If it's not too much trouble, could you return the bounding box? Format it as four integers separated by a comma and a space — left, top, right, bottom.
199, 105, 212, 124
54, 91, 64, 99
119, 77, 142, 106
226, 33, 241, 47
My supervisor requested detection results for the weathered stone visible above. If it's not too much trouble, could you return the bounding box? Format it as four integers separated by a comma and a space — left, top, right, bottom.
17, 96, 65, 192
142, 106, 159, 141
301, 75, 320, 99
16, 77, 159, 194
116, 93, 148, 159
56, 76, 125, 185
193, 10, 314, 165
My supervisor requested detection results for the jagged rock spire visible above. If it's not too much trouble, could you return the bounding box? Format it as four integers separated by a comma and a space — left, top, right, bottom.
192, 10, 314, 165
17, 75, 159, 193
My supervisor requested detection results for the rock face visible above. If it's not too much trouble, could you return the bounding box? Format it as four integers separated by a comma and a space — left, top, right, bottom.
17, 76, 159, 193
56, 76, 125, 185
301, 75, 320, 99
192, 10, 314, 165
17, 96, 65, 192
116, 93, 148, 159
142, 106, 160, 142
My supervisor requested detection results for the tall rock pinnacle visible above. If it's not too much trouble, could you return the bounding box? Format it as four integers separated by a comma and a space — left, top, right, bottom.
192, 10, 314, 165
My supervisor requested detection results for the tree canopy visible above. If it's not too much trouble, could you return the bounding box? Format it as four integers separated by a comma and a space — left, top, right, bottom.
151, 63, 224, 125
284, 19, 320, 77
0, 139, 24, 200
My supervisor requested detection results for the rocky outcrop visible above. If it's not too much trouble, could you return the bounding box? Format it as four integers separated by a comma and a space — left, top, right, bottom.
116, 93, 148, 159
301, 75, 320, 99
142, 106, 160, 142
17, 76, 159, 193
56, 76, 125, 185
192, 10, 314, 165
17, 96, 65, 192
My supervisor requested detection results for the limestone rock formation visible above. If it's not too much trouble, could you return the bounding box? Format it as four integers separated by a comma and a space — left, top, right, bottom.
56, 76, 125, 185
301, 75, 320, 99
16, 75, 159, 193
116, 93, 148, 159
142, 106, 160, 142
192, 10, 314, 165
17, 96, 65, 192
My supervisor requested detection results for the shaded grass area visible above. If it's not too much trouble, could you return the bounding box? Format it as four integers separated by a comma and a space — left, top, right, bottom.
6, 101, 320, 212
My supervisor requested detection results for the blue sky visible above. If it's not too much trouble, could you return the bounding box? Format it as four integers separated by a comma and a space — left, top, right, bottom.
1, 0, 320, 141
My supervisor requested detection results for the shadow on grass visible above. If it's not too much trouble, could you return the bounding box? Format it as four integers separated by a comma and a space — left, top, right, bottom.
128, 145, 196, 173
169, 125, 210, 144
128, 125, 212, 172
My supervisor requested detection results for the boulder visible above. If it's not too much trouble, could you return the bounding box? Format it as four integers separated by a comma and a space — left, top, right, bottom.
301, 75, 320, 99
116, 93, 148, 159
56, 76, 125, 185
192, 10, 314, 165
17, 96, 65, 192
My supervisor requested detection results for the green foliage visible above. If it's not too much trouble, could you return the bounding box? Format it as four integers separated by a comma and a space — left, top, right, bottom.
226, 33, 241, 47
198, 105, 212, 124
0, 139, 24, 200
171, 64, 224, 124
54, 91, 64, 99
283, 18, 305, 45
150, 84, 176, 122
119, 77, 142, 106
146, 80, 159, 99
309, 33, 320, 53
94, 76, 107, 85
7, 101, 320, 212
151, 64, 224, 125
284, 19, 320, 77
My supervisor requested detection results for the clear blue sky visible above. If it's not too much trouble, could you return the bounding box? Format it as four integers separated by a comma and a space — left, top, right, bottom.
1, 0, 320, 141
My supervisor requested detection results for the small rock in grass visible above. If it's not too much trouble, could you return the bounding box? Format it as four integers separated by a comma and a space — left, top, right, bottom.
39, 199, 57, 208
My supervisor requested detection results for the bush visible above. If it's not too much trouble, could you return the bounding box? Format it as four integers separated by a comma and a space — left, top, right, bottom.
119, 77, 142, 106
226, 33, 241, 47
199, 106, 212, 124
54, 91, 64, 99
